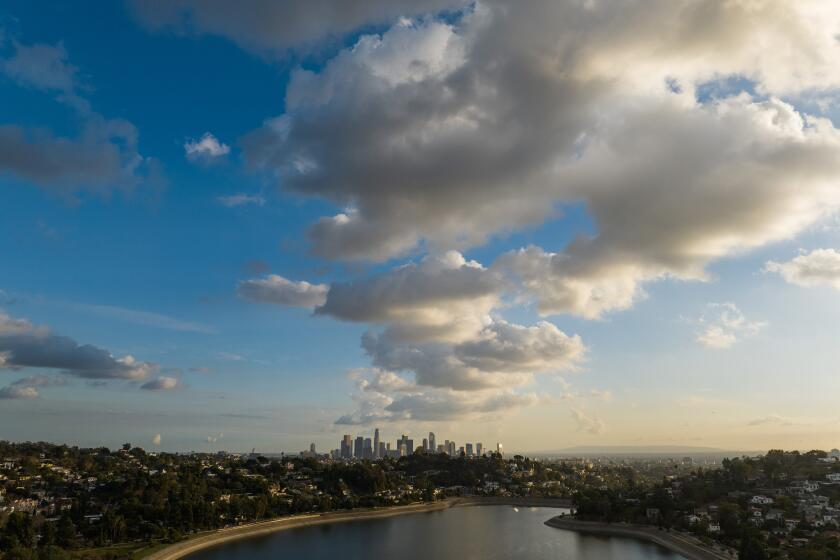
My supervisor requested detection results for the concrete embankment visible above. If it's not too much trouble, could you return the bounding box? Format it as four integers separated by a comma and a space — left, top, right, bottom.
451, 496, 573, 508
545, 517, 734, 560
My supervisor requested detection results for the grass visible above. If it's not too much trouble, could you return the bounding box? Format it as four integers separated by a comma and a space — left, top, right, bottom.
65, 541, 170, 560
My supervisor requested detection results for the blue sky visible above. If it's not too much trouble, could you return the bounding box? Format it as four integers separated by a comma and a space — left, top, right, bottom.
2, 1, 840, 453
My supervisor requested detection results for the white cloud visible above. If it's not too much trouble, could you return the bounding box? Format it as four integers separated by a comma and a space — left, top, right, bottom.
695, 303, 765, 349
0, 38, 158, 195
131, 0, 465, 55
361, 317, 584, 392
184, 132, 230, 161
217, 193, 265, 207
152, 433, 162, 445
383, 390, 542, 422
0, 311, 40, 336
0, 310, 159, 381
696, 326, 738, 349
335, 356, 559, 425
748, 414, 794, 427
361, 330, 527, 391
454, 320, 585, 374
570, 408, 605, 435
0, 385, 39, 399
765, 249, 840, 290
0, 120, 157, 196
214, 0, 840, 423
140, 376, 182, 391
499, 95, 840, 318
0, 40, 79, 94
241, 1, 840, 272
238, 275, 329, 308
588, 389, 613, 402
358, 369, 413, 393
67, 302, 214, 333
316, 251, 503, 343
10, 375, 66, 388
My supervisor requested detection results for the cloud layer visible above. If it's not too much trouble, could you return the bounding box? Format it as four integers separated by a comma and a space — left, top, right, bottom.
0, 36, 157, 195
131, 0, 465, 54
220, 1, 840, 424
241, 1, 840, 279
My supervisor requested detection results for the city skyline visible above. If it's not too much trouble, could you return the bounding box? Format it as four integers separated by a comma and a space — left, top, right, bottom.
2, 1, 840, 453
329, 429, 493, 460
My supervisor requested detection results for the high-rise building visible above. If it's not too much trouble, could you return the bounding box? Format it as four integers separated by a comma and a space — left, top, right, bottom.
310, 442, 316, 455
422, 438, 428, 452
465, 443, 473, 457
341, 435, 353, 459
497, 442, 503, 456
428, 432, 436, 452
355, 436, 364, 459
378, 442, 386, 458
448, 441, 456, 456
363, 438, 373, 459
476, 443, 483, 457
458, 446, 465, 457
444, 440, 450, 455
374, 428, 380, 459
398, 442, 407, 457
398, 435, 414, 456
437, 444, 445, 453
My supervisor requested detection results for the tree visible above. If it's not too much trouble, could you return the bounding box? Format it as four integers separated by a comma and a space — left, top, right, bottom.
4, 547, 37, 560
56, 515, 77, 549
2, 513, 36, 548
37, 546, 70, 560
739, 529, 768, 560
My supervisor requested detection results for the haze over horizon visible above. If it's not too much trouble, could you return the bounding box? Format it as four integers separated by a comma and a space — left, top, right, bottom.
2, 0, 840, 454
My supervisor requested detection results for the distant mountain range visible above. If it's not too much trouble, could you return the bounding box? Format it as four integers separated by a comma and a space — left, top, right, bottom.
522, 445, 761, 458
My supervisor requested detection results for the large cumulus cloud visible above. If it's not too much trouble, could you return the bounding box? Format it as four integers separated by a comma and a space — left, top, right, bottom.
497, 96, 840, 317
242, 1, 840, 269
335, 367, 547, 425
316, 251, 502, 342
227, 0, 840, 423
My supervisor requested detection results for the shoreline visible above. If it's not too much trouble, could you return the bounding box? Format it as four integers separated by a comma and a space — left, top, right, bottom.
145, 497, 571, 560
544, 517, 734, 560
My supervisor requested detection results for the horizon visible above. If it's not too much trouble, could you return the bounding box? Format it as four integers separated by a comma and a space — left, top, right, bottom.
2, 1, 840, 455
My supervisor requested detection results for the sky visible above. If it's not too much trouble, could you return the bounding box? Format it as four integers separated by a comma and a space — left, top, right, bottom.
2, 0, 840, 454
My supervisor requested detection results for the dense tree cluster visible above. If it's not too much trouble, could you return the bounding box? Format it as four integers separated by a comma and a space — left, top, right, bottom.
572, 450, 840, 559
0, 442, 557, 560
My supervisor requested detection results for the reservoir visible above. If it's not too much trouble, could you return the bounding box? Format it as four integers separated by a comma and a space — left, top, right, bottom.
188, 506, 686, 559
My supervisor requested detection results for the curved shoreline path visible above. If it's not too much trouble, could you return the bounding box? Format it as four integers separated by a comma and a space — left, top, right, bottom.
544, 517, 734, 560
145, 498, 572, 560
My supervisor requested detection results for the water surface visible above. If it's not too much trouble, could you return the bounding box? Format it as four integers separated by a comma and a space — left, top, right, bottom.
190, 506, 686, 559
